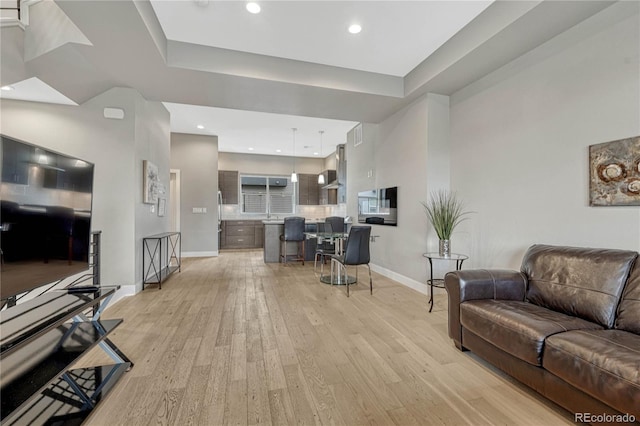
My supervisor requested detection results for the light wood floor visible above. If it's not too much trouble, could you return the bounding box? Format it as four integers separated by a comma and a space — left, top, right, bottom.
81, 250, 573, 425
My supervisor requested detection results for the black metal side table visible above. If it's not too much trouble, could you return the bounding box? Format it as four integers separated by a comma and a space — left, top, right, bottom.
423, 252, 468, 312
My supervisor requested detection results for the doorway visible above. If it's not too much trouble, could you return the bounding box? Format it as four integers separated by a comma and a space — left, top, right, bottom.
170, 169, 181, 233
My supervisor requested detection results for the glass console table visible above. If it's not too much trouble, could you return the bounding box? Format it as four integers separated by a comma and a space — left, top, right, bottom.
423, 252, 468, 313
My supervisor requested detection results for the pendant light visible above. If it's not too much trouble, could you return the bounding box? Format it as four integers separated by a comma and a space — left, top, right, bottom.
291, 128, 298, 183
317, 130, 325, 184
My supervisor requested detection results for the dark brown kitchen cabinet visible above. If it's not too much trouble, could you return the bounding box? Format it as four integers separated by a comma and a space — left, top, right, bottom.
220, 220, 264, 249
218, 170, 239, 204
297, 174, 319, 205
319, 170, 337, 205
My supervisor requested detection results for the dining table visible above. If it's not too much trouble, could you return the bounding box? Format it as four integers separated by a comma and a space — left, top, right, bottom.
303, 231, 356, 285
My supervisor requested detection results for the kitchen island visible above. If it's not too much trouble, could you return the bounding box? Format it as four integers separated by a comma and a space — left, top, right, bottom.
263, 220, 320, 263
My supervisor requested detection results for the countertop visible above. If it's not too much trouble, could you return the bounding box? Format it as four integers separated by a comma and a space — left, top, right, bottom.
262, 220, 322, 225
262, 219, 352, 225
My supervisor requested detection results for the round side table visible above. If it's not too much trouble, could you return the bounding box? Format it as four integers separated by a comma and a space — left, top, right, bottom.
422, 252, 468, 312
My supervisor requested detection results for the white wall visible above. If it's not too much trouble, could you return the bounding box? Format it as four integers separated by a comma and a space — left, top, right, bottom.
346, 94, 451, 290
450, 10, 640, 269
170, 133, 219, 256
134, 97, 171, 288
0, 88, 171, 297
344, 5, 639, 293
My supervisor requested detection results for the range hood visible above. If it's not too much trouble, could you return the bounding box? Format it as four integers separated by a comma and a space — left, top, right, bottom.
322, 144, 345, 189
322, 181, 341, 189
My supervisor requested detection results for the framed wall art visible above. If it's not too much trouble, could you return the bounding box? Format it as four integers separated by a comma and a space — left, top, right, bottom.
589, 136, 640, 206
143, 160, 160, 204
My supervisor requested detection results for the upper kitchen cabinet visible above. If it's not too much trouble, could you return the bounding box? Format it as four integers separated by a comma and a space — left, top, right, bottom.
297, 173, 320, 205
219, 170, 239, 204
319, 170, 337, 205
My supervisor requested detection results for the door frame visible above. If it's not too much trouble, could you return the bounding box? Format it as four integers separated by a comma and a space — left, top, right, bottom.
170, 169, 181, 233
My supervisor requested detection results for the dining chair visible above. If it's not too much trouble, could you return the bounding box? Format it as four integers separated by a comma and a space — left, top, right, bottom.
330, 225, 372, 297
279, 216, 305, 265
314, 222, 333, 273
325, 216, 345, 234
325, 216, 346, 254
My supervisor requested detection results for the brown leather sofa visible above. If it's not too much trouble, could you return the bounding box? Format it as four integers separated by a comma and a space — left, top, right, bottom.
445, 244, 639, 422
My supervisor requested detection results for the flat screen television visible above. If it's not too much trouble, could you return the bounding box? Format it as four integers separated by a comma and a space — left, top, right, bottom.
357, 186, 398, 226
1, 135, 95, 300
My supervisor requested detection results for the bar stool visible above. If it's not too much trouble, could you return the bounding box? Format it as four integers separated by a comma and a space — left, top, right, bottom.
280, 216, 305, 265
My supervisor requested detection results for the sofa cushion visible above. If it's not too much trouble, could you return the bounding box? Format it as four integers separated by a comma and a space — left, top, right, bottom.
522, 245, 638, 328
616, 261, 640, 334
544, 330, 640, 417
460, 299, 602, 366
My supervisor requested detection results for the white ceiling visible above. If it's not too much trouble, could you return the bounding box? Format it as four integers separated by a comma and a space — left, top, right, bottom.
153, 0, 490, 156
165, 102, 357, 157
149, 0, 493, 77
0, 0, 620, 158
0, 77, 76, 105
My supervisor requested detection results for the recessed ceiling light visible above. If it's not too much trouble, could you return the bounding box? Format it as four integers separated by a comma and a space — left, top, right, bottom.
246, 2, 260, 14
313, 152, 319, 156
196, 124, 204, 129
348, 24, 362, 34
276, 149, 282, 153
248, 147, 254, 151
1, 85, 14, 91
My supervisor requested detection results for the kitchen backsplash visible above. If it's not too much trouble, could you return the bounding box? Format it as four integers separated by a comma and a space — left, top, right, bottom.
221, 204, 346, 220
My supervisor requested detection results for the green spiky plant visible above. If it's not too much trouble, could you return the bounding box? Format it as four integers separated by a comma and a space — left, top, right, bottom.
421, 190, 471, 240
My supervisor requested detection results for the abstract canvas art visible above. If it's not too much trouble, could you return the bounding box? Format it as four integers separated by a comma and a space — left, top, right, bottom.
589, 136, 640, 206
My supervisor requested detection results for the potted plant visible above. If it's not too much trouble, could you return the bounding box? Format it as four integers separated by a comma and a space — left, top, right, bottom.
421, 190, 471, 257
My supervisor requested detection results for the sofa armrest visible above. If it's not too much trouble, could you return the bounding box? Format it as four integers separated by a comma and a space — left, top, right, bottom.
444, 269, 527, 350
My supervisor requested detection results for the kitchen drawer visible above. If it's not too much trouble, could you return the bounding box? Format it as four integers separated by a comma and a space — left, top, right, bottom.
224, 220, 261, 226
227, 225, 255, 236
225, 235, 255, 247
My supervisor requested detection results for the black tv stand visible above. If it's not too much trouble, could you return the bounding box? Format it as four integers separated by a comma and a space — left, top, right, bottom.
0, 286, 132, 425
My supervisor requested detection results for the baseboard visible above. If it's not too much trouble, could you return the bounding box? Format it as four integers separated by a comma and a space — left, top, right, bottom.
182, 251, 218, 258
370, 263, 444, 296
109, 284, 136, 306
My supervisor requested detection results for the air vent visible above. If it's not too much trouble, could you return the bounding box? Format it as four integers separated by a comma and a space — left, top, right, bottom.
353, 124, 363, 147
